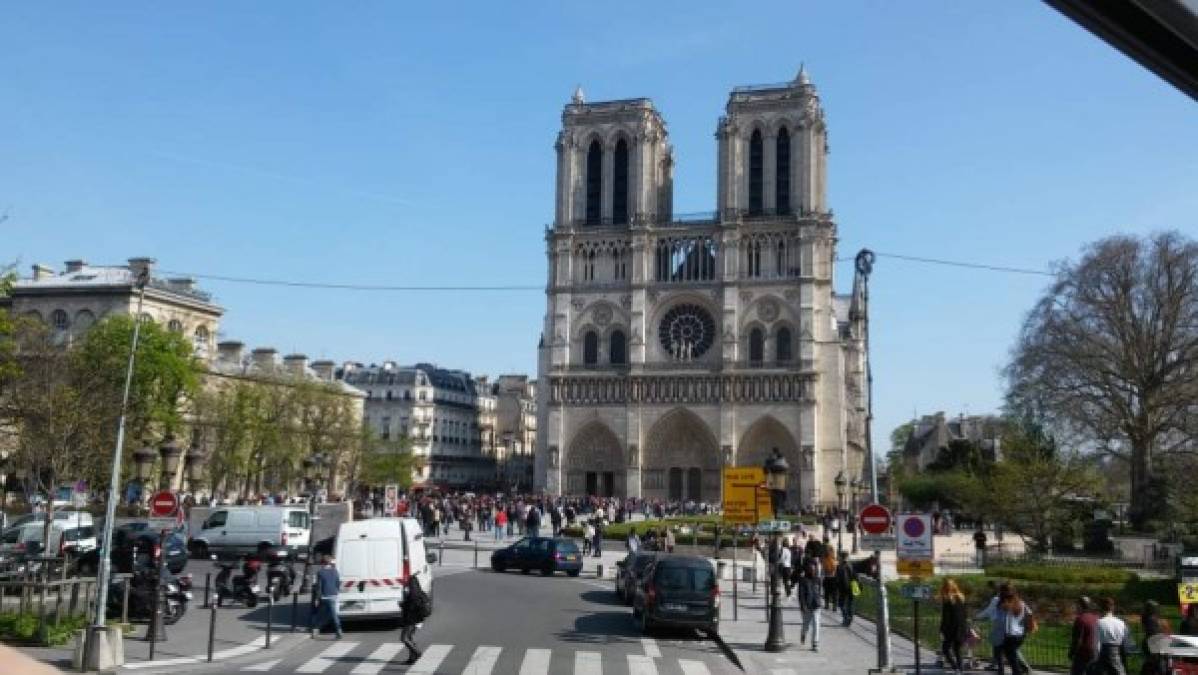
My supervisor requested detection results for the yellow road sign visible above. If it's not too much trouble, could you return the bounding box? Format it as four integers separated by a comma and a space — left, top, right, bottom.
898, 559, 935, 578
722, 467, 774, 524
1179, 582, 1198, 606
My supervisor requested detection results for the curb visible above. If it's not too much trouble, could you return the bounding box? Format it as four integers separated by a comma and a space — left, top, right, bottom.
120, 634, 294, 672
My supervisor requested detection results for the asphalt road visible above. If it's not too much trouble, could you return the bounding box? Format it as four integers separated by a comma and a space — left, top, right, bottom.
203, 565, 741, 675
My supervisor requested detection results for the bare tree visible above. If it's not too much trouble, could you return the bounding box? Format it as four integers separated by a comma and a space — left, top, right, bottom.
1006, 231, 1198, 530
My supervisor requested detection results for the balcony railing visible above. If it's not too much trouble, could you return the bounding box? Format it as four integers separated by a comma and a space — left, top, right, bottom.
554, 208, 831, 230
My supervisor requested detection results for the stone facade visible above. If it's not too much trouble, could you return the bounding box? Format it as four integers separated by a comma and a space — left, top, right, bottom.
1, 257, 223, 357
493, 375, 537, 492
902, 412, 1003, 472
536, 69, 869, 508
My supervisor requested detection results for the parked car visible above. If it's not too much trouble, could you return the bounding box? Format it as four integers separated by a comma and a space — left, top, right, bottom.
632, 555, 719, 636
490, 537, 582, 577
7, 510, 94, 531
76, 529, 189, 576
334, 518, 436, 622
615, 552, 657, 604
0, 521, 97, 560
190, 506, 311, 558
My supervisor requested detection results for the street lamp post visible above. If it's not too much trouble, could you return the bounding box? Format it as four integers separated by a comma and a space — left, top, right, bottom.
132, 445, 157, 514
299, 453, 327, 595
834, 470, 847, 554
763, 449, 790, 652
850, 476, 862, 554
184, 445, 206, 496
158, 437, 183, 492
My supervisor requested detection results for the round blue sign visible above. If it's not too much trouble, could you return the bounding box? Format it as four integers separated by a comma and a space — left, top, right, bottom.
903, 517, 925, 538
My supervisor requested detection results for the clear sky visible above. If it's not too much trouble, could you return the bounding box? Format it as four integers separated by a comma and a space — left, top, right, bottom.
3, 2, 1196, 450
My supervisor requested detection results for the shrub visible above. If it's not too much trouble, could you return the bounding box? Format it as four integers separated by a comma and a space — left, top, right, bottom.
984, 564, 1134, 585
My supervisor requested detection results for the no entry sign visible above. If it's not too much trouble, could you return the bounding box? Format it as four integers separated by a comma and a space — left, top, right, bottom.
149, 490, 179, 518
859, 503, 892, 535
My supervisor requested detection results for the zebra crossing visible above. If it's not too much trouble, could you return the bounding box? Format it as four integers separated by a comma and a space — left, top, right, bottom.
241, 640, 738, 674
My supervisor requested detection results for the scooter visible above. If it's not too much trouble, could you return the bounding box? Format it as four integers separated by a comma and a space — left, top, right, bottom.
265, 554, 296, 602
107, 567, 192, 624
214, 557, 261, 608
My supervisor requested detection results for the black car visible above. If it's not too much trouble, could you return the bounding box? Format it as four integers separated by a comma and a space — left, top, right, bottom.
77, 530, 189, 576
615, 551, 657, 604
632, 555, 719, 636
490, 537, 583, 577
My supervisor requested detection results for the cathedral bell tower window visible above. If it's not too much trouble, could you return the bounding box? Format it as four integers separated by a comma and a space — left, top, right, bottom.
749, 129, 764, 216
610, 330, 627, 365
776, 127, 791, 214
586, 140, 603, 225
613, 138, 629, 225
749, 328, 764, 364
583, 331, 599, 365
776, 327, 793, 363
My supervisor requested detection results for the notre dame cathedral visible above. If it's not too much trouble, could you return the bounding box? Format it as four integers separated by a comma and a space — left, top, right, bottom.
535, 68, 869, 509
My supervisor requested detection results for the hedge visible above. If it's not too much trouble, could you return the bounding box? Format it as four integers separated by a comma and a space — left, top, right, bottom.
984, 564, 1135, 585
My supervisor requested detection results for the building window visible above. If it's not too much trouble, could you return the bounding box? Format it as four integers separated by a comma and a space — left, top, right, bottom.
609, 330, 627, 365
381, 416, 391, 441
776, 326, 792, 362
613, 138, 629, 225
386, 390, 393, 401
193, 326, 210, 353
748, 129, 763, 215
776, 127, 791, 213
749, 328, 764, 364
583, 331, 598, 366
167, 319, 183, 333
585, 140, 603, 225
50, 309, 70, 332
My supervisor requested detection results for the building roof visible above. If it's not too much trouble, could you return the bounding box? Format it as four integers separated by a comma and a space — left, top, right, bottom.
11, 260, 220, 310
339, 362, 478, 396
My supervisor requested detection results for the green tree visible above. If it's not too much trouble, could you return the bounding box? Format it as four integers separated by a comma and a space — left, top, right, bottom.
886, 420, 915, 478
356, 433, 423, 491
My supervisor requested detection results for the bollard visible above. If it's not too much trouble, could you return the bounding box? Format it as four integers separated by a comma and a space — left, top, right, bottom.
265, 582, 274, 649
596, 563, 604, 579
207, 593, 217, 662
202, 572, 211, 609
732, 535, 739, 622
290, 590, 299, 633
121, 577, 131, 625
438, 539, 444, 567
473, 540, 478, 569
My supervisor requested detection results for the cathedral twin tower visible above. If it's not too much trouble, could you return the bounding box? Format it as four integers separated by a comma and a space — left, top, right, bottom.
536, 68, 868, 510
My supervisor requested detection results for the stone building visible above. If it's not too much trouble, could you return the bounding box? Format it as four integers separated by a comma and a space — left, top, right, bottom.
493, 375, 537, 492
536, 68, 869, 508
1, 257, 223, 357
338, 363, 495, 489
901, 412, 1003, 473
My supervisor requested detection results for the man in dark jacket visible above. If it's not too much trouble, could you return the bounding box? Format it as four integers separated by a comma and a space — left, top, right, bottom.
310, 555, 342, 639
1069, 596, 1099, 675
398, 575, 428, 665
834, 550, 858, 626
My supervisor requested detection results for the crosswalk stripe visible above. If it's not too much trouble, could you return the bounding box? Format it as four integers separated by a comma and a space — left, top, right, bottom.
297, 642, 359, 673
462, 645, 502, 675
575, 650, 602, 675
679, 659, 712, 675
241, 658, 281, 671
408, 644, 453, 674
641, 637, 661, 658
517, 648, 552, 675
349, 642, 404, 675
627, 654, 658, 675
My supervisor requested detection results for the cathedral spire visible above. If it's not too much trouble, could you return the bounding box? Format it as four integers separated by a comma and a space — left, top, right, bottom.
571, 85, 585, 104
795, 63, 810, 86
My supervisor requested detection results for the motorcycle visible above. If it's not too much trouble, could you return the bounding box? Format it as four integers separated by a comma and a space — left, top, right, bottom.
107, 567, 191, 625
265, 554, 296, 602
214, 557, 261, 608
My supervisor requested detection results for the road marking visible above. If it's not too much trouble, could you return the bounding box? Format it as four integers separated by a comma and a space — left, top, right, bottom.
124, 656, 199, 668
350, 642, 403, 675
628, 654, 658, 675
242, 659, 282, 671
641, 637, 661, 658
125, 636, 281, 670
770, 670, 798, 675
462, 645, 502, 675
679, 660, 712, 675
575, 650, 602, 675
518, 648, 552, 675
408, 644, 453, 674
296, 641, 359, 673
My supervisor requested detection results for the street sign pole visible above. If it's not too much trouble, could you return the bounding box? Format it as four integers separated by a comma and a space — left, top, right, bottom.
877, 547, 891, 671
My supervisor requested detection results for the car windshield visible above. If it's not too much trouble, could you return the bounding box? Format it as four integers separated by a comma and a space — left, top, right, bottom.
555, 540, 579, 553
656, 565, 715, 592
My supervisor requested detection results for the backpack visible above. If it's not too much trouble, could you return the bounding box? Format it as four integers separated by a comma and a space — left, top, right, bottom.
406, 575, 432, 622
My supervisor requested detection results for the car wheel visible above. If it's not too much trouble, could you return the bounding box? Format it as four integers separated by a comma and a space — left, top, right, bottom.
520, 567, 530, 575
541, 564, 554, 577
245, 594, 258, 608
567, 569, 580, 578
190, 542, 209, 559
491, 561, 505, 573
164, 602, 184, 625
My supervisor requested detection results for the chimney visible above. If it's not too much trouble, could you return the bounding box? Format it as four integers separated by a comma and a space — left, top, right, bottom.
251, 347, 278, 371
127, 257, 156, 284
311, 360, 335, 381
64, 260, 87, 273
32, 264, 55, 281
169, 277, 196, 292
283, 353, 308, 377
382, 360, 396, 371
217, 341, 244, 365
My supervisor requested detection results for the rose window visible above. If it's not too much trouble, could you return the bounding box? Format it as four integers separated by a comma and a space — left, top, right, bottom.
658, 304, 716, 361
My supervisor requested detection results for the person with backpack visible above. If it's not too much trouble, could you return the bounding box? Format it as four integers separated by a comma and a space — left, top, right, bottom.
821, 545, 839, 609
399, 573, 432, 665
797, 558, 822, 652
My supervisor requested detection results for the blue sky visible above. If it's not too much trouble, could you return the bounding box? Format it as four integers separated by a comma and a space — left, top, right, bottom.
3, 2, 1196, 449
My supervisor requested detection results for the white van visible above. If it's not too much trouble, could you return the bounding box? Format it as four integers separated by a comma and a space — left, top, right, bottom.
334, 518, 435, 622
191, 506, 311, 558
0, 521, 97, 559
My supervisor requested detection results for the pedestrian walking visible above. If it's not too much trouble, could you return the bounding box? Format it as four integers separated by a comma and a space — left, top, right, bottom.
1140, 600, 1170, 655
1096, 597, 1131, 675
821, 545, 839, 609
797, 558, 822, 652
526, 504, 541, 538
398, 572, 432, 665
627, 527, 640, 553
582, 520, 595, 556
592, 519, 604, 557
663, 527, 675, 554
310, 555, 343, 639
999, 584, 1036, 675
835, 550, 858, 626
976, 581, 1007, 673
1069, 596, 1100, 675
494, 509, 507, 541
778, 538, 793, 597
974, 527, 988, 568
939, 578, 968, 674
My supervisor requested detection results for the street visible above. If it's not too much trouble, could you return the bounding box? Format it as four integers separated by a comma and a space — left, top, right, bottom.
120, 559, 740, 675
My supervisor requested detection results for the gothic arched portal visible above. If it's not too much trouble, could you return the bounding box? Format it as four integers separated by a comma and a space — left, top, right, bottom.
737, 416, 803, 508
643, 409, 720, 502
566, 421, 625, 497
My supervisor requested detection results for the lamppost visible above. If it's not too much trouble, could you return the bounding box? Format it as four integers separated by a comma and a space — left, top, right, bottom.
850, 476, 862, 554
0, 454, 9, 515
158, 436, 183, 492
132, 445, 157, 513
834, 470, 847, 554
299, 453, 327, 594
183, 445, 206, 498
763, 448, 789, 652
